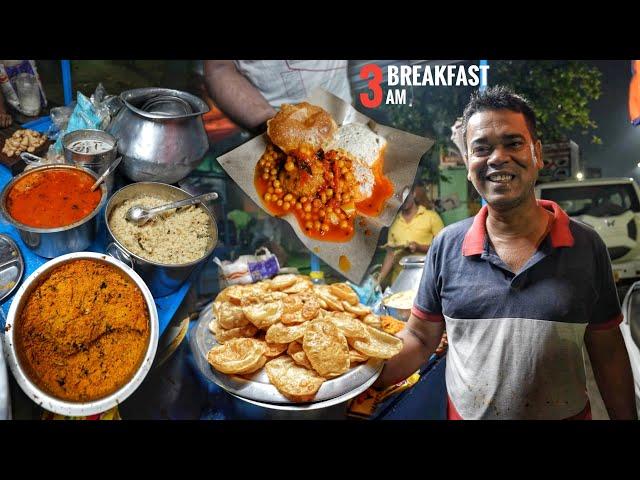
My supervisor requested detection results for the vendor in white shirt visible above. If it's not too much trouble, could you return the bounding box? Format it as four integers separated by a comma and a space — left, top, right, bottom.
203, 60, 352, 134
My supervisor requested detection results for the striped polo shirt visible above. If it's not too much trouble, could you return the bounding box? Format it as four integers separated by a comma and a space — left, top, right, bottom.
412, 199, 622, 420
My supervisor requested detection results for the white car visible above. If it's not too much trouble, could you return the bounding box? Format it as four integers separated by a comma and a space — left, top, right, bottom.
585, 282, 640, 418
536, 178, 640, 281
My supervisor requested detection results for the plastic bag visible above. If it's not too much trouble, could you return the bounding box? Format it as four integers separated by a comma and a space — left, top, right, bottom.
347, 264, 383, 306
348, 276, 382, 307
53, 92, 103, 153
213, 247, 280, 287
50, 105, 73, 130
46, 105, 74, 140
90, 83, 111, 129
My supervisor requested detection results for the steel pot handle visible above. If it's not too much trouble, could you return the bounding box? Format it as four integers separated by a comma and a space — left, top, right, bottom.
20, 152, 47, 164
104, 95, 125, 118
106, 242, 134, 269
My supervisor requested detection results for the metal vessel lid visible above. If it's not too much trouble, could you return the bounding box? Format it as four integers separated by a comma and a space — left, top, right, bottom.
119, 88, 210, 119
141, 95, 193, 116
399, 254, 426, 267
0, 234, 24, 303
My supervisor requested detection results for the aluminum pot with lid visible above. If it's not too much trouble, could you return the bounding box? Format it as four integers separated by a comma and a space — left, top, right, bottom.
105, 182, 218, 297
107, 88, 210, 184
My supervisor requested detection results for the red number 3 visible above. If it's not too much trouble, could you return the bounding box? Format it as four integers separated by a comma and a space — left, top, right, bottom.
359, 64, 383, 108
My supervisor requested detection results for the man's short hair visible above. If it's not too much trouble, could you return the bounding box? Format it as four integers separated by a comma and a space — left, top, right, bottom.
461, 86, 538, 151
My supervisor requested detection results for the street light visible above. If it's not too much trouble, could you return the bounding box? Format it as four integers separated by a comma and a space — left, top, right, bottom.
637, 161, 640, 168
576, 172, 584, 180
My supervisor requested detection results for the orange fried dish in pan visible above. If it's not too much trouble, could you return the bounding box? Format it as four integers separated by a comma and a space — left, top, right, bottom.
255, 102, 394, 242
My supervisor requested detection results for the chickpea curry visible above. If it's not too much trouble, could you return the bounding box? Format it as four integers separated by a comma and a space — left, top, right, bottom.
255, 142, 393, 242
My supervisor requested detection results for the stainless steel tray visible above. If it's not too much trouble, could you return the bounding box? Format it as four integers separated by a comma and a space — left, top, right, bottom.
190, 301, 383, 408
0, 234, 24, 303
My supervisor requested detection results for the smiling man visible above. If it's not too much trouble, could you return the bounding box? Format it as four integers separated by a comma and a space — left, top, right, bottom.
378, 86, 637, 419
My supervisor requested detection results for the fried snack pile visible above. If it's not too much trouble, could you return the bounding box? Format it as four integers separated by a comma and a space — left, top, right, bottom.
254, 102, 393, 242
206, 274, 403, 402
2, 129, 47, 157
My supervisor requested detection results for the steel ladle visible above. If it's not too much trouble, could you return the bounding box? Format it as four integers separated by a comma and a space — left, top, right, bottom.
125, 191, 219, 226
90, 156, 123, 191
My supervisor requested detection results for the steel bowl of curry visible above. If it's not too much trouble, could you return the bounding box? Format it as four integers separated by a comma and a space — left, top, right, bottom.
0, 164, 108, 258
2, 252, 159, 416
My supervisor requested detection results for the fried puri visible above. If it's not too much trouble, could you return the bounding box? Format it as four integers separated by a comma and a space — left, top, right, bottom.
207, 275, 404, 402
266, 102, 337, 154
206, 338, 267, 375
217, 302, 250, 329
265, 322, 308, 344
303, 320, 350, 378
287, 341, 314, 369
209, 317, 258, 344
350, 325, 403, 359
242, 300, 283, 329
265, 356, 325, 402
349, 349, 369, 366
326, 311, 367, 339
329, 283, 359, 305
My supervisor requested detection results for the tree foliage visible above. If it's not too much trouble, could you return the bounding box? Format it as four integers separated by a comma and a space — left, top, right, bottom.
491, 60, 602, 144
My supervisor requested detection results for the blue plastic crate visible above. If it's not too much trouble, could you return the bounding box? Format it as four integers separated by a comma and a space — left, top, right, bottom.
21, 115, 52, 134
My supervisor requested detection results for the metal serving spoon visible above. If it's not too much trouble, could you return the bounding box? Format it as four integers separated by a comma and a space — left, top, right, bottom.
125, 191, 219, 226
90, 156, 123, 191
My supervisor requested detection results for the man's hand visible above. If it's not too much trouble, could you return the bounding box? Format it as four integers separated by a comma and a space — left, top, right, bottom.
408, 241, 429, 254
203, 60, 276, 131
0, 113, 11, 128
375, 313, 444, 388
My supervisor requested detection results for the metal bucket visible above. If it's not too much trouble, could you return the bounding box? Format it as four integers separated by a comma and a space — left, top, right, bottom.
62, 129, 118, 194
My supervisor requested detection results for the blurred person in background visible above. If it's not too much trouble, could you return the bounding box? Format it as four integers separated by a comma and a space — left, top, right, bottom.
378, 182, 444, 289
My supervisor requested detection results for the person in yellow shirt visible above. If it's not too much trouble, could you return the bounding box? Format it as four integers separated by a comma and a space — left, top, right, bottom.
378, 183, 444, 287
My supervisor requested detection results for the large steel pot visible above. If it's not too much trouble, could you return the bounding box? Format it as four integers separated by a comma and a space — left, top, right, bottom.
107, 88, 210, 184
0, 164, 108, 258
2, 252, 159, 417
105, 182, 218, 297
382, 254, 426, 321
390, 254, 425, 294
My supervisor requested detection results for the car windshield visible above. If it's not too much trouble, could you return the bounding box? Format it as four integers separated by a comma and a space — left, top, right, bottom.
540, 184, 640, 217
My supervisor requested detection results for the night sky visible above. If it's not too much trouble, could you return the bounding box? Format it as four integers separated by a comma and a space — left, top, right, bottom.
571, 60, 640, 179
